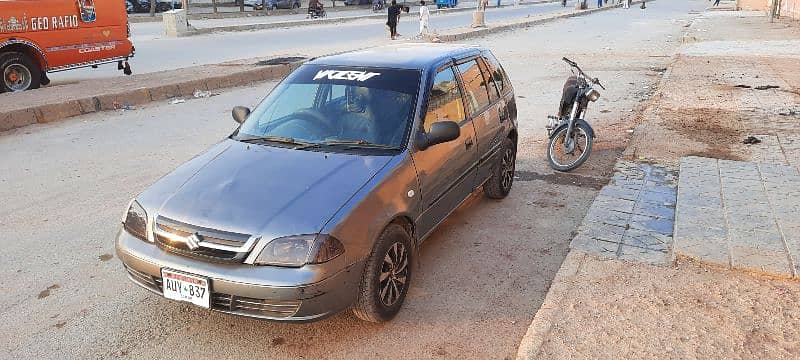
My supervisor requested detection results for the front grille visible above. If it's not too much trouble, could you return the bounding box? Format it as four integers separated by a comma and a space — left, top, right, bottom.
154, 216, 254, 263
211, 293, 301, 319
126, 266, 163, 294
125, 269, 300, 319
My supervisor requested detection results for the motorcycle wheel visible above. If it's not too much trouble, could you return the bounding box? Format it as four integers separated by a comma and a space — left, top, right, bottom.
546, 122, 593, 172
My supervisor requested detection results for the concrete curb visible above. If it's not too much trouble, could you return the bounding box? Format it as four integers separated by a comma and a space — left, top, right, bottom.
515, 251, 587, 360
437, 0, 650, 42
184, 0, 560, 35
0, 0, 633, 133
0, 59, 303, 132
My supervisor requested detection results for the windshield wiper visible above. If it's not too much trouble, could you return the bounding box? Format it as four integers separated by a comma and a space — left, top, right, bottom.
236, 135, 319, 149
321, 140, 402, 150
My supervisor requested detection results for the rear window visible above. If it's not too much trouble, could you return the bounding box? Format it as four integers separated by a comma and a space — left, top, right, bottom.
483, 52, 509, 94
456, 59, 492, 115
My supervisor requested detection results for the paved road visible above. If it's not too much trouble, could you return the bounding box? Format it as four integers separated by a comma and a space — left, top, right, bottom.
49, 1, 569, 83
0, 1, 704, 358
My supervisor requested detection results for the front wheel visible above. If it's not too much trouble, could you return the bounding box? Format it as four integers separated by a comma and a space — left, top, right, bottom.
547, 122, 593, 172
353, 224, 413, 322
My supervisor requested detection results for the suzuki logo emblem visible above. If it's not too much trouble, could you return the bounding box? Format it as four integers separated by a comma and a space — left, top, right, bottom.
186, 233, 201, 250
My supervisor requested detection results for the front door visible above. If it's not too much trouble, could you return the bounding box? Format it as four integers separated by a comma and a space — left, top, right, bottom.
412, 66, 478, 239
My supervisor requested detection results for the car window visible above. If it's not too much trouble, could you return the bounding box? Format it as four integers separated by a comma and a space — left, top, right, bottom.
254, 84, 317, 127
478, 58, 500, 101
238, 65, 420, 149
423, 67, 466, 132
483, 52, 508, 94
456, 59, 492, 115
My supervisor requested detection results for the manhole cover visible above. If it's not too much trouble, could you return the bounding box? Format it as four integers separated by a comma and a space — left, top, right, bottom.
255, 57, 307, 66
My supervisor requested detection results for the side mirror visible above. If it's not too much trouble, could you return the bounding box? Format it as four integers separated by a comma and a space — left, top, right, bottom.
417, 121, 460, 150
232, 106, 251, 124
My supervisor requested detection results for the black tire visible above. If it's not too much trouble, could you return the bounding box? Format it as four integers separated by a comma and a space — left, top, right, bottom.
353, 224, 413, 323
547, 122, 593, 172
484, 137, 517, 199
0, 51, 42, 93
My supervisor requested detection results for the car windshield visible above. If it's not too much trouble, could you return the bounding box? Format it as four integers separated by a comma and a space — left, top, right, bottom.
236, 65, 421, 150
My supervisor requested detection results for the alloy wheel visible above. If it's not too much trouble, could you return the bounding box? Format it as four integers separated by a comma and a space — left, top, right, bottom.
500, 147, 516, 191
379, 242, 408, 307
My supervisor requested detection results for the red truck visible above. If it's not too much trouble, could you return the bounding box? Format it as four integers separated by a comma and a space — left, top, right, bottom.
0, 0, 135, 92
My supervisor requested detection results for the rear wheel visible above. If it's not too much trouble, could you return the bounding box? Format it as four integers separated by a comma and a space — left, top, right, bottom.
353, 224, 413, 322
1, 52, 42, 93
484, 137, 517, 199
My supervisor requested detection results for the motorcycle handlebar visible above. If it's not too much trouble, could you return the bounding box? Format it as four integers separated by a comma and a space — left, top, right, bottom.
563, 57, 605, 90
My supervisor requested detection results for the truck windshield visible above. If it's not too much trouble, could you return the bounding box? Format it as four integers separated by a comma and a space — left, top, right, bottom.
236, 65, 421, 150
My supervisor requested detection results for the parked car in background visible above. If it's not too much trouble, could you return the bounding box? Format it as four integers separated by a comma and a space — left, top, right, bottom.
0, 0, 135, 92
117, 43, 518, 323
245, 0, 301, 10
344, 0, 373, 5
126, 0, 182, 14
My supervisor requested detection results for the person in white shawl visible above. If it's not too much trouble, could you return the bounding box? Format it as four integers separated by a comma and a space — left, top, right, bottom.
419, 1, 430, 36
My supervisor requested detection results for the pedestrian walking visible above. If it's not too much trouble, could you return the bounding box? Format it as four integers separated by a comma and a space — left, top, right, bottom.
387, 0, 401, 40
623, 0, 630, 8
419, 1, 430, 37
561, 0, 567, 7
713, 0, 721, 5
597, 0, 603, 7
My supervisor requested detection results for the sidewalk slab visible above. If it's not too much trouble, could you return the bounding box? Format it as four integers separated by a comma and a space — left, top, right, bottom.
674, 156, 800, 278
570, 160, 678, 265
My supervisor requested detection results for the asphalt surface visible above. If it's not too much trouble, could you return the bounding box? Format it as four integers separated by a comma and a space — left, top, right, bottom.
49, 1, 569, 83
0, 1, 706, 358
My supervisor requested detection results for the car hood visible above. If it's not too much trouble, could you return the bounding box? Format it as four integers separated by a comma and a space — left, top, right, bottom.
149, 139, 393, 238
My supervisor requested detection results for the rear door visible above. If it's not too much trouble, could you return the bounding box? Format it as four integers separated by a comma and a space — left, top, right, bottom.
454, 58, 500, 187
412, 65, 478, 239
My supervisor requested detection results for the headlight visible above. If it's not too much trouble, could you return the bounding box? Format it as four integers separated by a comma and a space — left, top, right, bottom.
122, 200, 149, 242
253, 234, 344, 267
586, 88, 601, 102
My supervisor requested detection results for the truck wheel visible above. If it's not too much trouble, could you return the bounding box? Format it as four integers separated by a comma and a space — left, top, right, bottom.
1, 52, 42, 92
352, 224, 413, 322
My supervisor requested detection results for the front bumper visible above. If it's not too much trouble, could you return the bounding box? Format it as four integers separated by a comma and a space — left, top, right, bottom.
116, 229, 364, 322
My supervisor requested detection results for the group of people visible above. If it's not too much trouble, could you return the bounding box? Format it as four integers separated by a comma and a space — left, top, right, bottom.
595, 0, 634, 7
386, 0, 430, 40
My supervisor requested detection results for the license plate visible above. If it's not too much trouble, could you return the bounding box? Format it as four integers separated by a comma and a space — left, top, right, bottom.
161, 269, 210, 309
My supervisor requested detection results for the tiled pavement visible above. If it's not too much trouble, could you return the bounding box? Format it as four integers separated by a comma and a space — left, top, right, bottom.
572, 156, 800, 280
570, 161, 678, 265
674, 156, 800, 278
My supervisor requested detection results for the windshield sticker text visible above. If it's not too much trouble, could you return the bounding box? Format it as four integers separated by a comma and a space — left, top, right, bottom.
313, 70, 381, 82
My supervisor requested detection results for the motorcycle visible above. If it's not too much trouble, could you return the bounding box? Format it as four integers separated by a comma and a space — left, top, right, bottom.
373, 0, 385, 11
545, 57, 605, 172
307, 5, 326, 18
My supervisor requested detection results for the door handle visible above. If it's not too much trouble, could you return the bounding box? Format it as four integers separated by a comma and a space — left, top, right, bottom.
465, 138, 474, 149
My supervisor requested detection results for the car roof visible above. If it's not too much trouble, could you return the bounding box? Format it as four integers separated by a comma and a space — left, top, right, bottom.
306, 43, 484, 70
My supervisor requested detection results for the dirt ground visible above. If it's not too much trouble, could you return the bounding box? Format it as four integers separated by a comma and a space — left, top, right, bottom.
625, 11, 800, 166
530, 252, 800, 359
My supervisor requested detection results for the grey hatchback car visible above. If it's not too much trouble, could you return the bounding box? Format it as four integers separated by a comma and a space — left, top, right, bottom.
117, 43, 518, 322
